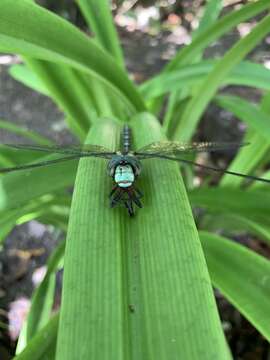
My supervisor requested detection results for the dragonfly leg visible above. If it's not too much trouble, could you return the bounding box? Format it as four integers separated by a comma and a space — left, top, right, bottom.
109, 186, 118, 197
125, 199, 134, 217
129, 188, 142, 208
134, 187, 143, 199
110, 188, 123, 208
109, 186, 140, 216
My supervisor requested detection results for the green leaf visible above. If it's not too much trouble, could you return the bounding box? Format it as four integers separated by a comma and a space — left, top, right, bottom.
77, 0, 124, 67
10, 62, 123, 138
24, 59, 91, 140
201, 213, 270, 245
26, 241, 65, 342
215, 94, 270, 141
0, 0, 145, 112
149, 0, 223, 119
0, 195, 70, 245
0, 147, 48, 168
80, 75, 133, 120
14, 313, 59, 360
0, 119, 52, 146
152, 0, 270, 121
9, 63, 50, 96
251, 170, 270, 191
0, 206, 44, 245
192, 0, 223, 40
141, 60, 270, 99
189, 187, 270, 226
56, 115, 229, 359
166, 0, 270, 71
219, 90, 270, 187
219, 129, 269, 187
16, 241, 64, 354
0, 209, 21, 245
200, 231, 270, 341
173, 14, 270, 141
0, 155, 78, 212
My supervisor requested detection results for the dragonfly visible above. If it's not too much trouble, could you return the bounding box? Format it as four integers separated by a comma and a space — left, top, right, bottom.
0, 125, 269, 216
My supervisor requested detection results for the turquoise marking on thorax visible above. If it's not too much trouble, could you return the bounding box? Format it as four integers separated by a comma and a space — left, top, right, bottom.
114, 164, 135, 188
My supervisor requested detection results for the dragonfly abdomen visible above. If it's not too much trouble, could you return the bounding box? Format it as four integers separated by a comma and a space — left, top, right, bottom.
122, 125, 131, 155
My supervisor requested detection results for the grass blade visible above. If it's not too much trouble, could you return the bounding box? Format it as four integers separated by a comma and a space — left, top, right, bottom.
150, 0, 223, 119
215, 94, 270, 141
200, 231, 270, 341
10, 61, 125, 134
0, 209, 22, 243
16, 241, 64, 354
25, 59, 91, 140
149, 0, 270, 119
192, 0, 223, 39
14, 313, 59, 360
166, 0, 270, 71
220, 129, 269, 187
251, 170, 270, 190
220, 91, 270, 187
141, 60, 270, 99
9, 63, 50, 96
0, 119, 52, 145
0, 0, 145, 112
201, 213, 270, 245
173, 14, 270, 141
77, 0, 124, 67
189, 187, 270, 226
0, 155, 78, 212
26, 241, 65, 342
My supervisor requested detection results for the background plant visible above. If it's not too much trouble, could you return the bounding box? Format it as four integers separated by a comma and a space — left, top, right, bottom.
0, 0, 269, 359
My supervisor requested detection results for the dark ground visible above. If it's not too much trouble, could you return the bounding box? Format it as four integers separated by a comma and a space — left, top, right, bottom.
0, 2, 270, 359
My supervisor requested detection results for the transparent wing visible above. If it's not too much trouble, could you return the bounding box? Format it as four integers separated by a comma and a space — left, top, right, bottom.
144, 153, 270, 184
3, 144, 115, 159
0, 155, 80, 174
135, 141, 248, 158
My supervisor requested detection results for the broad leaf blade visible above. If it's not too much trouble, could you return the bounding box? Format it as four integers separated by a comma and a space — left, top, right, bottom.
128, 114, 229, 359
201, 231, 270, 341
57, 116, 229, 359
56, 120, 126, 359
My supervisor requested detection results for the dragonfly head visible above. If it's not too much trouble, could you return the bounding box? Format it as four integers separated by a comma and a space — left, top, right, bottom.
107, 154, 141, 188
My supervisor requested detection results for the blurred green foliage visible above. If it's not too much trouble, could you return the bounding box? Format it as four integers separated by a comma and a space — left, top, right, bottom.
0, 0, 269, 359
